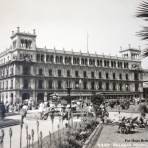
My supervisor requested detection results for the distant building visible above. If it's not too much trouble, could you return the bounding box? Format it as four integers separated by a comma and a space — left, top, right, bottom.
143, 70, 148, 99
0, 27, 144, 104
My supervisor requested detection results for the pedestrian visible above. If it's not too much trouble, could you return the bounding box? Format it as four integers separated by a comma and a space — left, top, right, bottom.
39, 102, 45, 119
20, 103, 28, 123
5, 101, 9, 113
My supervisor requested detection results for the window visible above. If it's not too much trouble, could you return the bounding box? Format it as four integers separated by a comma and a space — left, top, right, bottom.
66, 80, 71, 88
97, 60, 100, 66
23, 79, 29, 89
20, 39, 32, 48
56, 56, 60, 63
106, 61, 109, 67
48, 80, 52, 89
119, 73, 122, 80
135, 83, 139, 91
91, 72, 94, 78
58, 70, 62, 77
67, 70, 70, 77
134, 73, 139, 80
98, 81, 102, 90
118, 61, 122, 68
113, 73, 116, 80
91, 81, 95, 90
89, 59, 92, 65
119, 83, 122, 91
60, 56, 63, 63
75, 71, 79, 77
81, 58, 85, 65
99, 72, 102, 78
39, 68, 43, 75
6, 80, 8, 89
11, 79, 13, 89
106, 82, 109, 90
23, 65, 30, 75
124, 62, 129, 68
65, 57, 71, 64
111, 61, 114, 67
38, 80, 43, 89
50, 55, 53, 63
100, 60, 102, 66
85, 59, 88, 65
6, 69, 9, 76
49, 69, 52, 76
58, 81, 62, 89
36, 54, 40, 61
83, 81, 87, 89
106, 73, 109, 79
41, 54, 44, 62
104, 60, 106, 67
125, 74, 128, 80
104, 60, 109, 67
113, 83, 116, 90
83, 71, 87, 78
46, 55, 49, 62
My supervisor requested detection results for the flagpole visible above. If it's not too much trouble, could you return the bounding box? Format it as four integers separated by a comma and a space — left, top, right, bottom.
87, 32, 89, 52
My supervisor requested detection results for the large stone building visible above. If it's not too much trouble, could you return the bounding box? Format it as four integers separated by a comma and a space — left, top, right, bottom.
0, 27, 144, 104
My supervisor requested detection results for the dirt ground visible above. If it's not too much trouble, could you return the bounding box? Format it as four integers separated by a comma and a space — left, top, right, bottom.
94, 125, 148, 148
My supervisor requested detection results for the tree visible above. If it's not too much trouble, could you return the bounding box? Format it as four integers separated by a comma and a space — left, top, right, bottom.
91, 94, 104, 117
137, 0, 148, 57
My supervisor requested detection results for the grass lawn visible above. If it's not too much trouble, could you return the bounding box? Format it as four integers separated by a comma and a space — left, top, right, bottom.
94, 125, 148, 148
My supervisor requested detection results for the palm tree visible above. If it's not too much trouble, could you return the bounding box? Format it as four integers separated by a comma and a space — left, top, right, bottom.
137, 0, 148, 57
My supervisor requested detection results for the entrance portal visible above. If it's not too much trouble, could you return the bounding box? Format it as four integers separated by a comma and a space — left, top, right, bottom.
37, 93, 44, 104
22, 93, 30, 101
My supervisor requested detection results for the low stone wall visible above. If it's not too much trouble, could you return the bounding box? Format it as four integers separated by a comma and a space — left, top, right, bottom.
82, 123, 103, 148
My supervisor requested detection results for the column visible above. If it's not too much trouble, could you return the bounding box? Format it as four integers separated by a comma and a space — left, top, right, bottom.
44, 54, 46, 63
63, 56, 65, 64
53, 54, 56, 63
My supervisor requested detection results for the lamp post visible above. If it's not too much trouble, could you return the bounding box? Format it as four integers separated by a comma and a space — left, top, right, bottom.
67, 80, 72, 120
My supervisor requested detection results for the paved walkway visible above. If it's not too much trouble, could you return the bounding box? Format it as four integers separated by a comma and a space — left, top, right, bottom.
0, 111, 81, 148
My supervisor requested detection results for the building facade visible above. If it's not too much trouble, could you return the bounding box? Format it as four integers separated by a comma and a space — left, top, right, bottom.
0, 27, 144, 104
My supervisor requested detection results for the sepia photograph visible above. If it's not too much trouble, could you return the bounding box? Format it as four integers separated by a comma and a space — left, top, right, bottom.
0, 0, 148, 147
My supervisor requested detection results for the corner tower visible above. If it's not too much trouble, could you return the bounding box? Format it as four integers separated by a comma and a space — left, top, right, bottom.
119, 47, 141, 60
10, 27, 37, 50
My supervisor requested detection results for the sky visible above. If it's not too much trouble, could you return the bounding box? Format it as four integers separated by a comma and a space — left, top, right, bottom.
0, 0, 148, 67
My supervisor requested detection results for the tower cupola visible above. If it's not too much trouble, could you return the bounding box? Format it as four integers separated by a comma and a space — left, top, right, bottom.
10, 27, 37, 50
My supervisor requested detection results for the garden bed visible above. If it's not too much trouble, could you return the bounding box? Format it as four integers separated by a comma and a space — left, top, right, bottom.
29, 118, 100, 148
